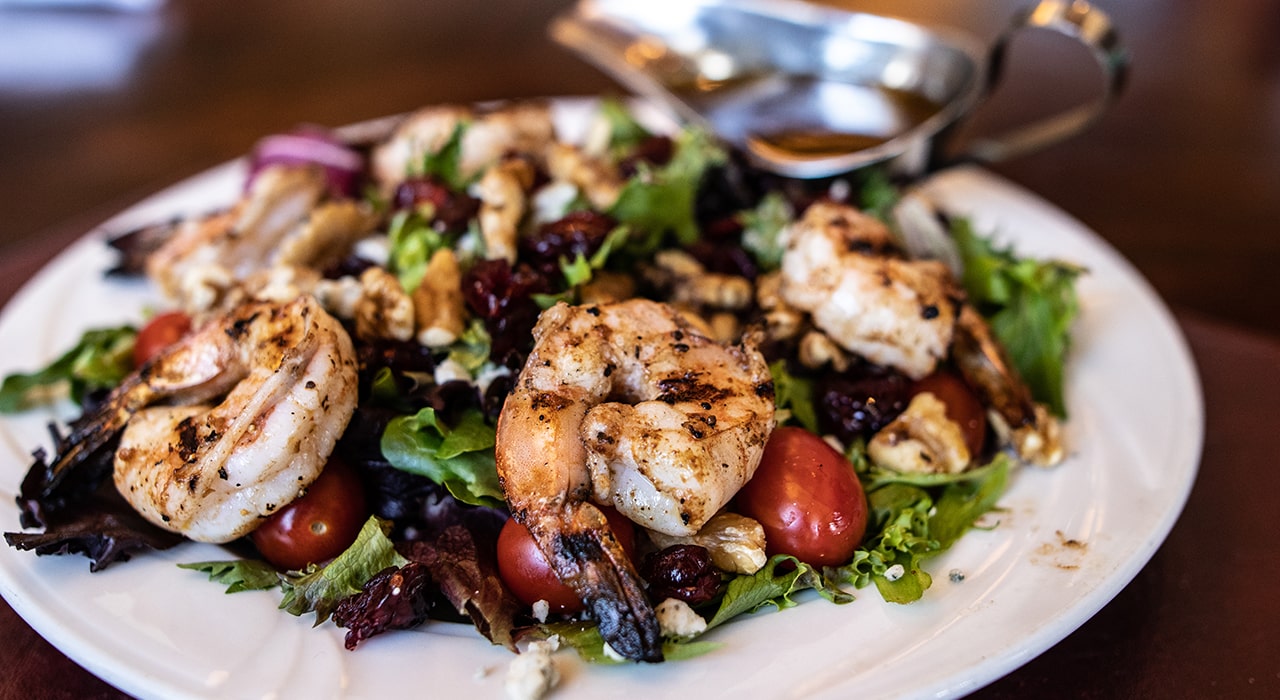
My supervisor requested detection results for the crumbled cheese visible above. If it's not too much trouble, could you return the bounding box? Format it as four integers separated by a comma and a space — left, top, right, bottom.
884, 564, 906, 582
434, 357, 472, 385
312, 275, 364, 319
474, 362, 513, 395
655, 598, 707, 639
822, 434, 846, 455
948, 569, 966, 583
530, 599, 550, 624
531, 181, 581, 225
505, 639, 560, 700
601, 640, 627, 662
352, 234, 391, 267
827, 178, 852, 202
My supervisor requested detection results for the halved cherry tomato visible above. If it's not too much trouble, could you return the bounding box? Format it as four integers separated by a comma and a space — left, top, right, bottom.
911, 370, 987, 457
132, 311, 191, 368
250, 457, 368, 571
496, 505, 636, 614
734, 426, 868, 567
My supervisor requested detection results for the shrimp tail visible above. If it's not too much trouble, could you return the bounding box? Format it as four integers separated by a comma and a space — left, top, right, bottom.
952, 305, 1036, 428
523, 504, 664, 662
37, 373, 154, 499
953, 305, 1064, 465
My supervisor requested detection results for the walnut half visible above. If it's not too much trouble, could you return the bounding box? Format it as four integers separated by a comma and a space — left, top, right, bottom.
868, 392, 971, 474
411, 248, 468, 347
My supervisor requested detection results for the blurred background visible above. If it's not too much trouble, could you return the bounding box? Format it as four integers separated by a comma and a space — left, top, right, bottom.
0, 0, 1277, 338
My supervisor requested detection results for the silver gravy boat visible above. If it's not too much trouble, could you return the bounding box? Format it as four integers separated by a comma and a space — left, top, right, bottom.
551, 0, 1127, 179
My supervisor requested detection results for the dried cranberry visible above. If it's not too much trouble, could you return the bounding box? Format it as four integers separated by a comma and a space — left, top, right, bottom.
333, 563, 438, 650
641, 544, 723, 606
482, 373, 515, 424
618, 135, 674, 178
462, 259, 552, 360
818, 371, 912, 443
391, 176, 479, 233
418, 380, 482, 426
694, 158, 759, 228
321, 253, 375, 280
520, 210, 618, 278
357, 338, 436, 376
683, 240, 759, 280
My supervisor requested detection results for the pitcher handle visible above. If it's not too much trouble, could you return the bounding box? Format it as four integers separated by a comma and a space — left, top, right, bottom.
956, 0, 1128, 164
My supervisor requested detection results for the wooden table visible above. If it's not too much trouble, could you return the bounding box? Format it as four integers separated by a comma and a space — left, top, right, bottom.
1, 1, 1277, 697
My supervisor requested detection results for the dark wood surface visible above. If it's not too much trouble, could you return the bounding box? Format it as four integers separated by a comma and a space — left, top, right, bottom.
0, 1, 1276, 697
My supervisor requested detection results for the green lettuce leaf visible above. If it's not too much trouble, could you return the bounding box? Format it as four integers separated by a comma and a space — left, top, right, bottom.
767, 360, 819, 433
557, 224, 631, 290
607, 127, 725, 251
858, 168, 900, 222
417, 120, 469, 191
835, 457, 1011, 604
178, 559, 281, 594
386, 209, 449, 292
597, 97, 651, 156
928, 454, 1011, 549
953, 218, 1084, 416
279, 516, 408, 624
706, 554, 851, 630
740, 191, 793, 271
0, 325, 136, 412
380, 407, 504, 507
838, 483, 938, 603
446, 318, 493, 374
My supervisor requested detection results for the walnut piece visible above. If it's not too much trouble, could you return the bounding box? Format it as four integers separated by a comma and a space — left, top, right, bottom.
544, 142, 622, 210
647, 512, 768, 575
646, 249, 753, 311
355, 267, 415, 342
797, 330, 850, 372
411, 248, 468, 347
868, 392, 971, 474
477, 157, 536, 264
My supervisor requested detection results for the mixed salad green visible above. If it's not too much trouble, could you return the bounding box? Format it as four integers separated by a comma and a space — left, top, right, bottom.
1, 98, 1082, 666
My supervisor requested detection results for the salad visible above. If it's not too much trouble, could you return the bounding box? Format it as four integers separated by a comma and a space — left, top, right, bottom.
0, 98, 1080, 694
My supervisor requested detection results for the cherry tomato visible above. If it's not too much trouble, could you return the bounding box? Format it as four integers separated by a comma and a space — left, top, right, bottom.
496, 505, 636, 614
250, 457, 368, 571
132, 311, 191, 368
911, 370, 987, 457
734, 426, 868, 567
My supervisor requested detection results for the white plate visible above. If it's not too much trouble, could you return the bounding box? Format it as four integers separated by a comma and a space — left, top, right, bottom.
0, 101, 1202, 699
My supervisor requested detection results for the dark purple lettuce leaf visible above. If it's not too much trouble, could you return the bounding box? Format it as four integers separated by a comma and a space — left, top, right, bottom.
7, 415, 184, 570
104, 218, 182, 277
5, 478, 183, 572
327, 488, 522, 651
399, 521, 523, 652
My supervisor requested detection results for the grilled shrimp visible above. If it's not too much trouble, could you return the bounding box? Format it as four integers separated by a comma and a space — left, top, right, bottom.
495, 300, 775, 662
779, 201, 961, 379
46, 296, 358, 542
782, 200, 1063, 466
371, 102, 554, 189
146, 165, 328, 311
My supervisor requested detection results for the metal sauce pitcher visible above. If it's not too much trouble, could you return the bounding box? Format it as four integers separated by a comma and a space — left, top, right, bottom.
551, 0, 1127, 179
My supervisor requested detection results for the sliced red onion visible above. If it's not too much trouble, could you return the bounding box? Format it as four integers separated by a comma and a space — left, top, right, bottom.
247, 128, 365, 197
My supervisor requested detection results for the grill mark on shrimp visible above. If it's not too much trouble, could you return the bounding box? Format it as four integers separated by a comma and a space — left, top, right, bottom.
655, 372, 730, 405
